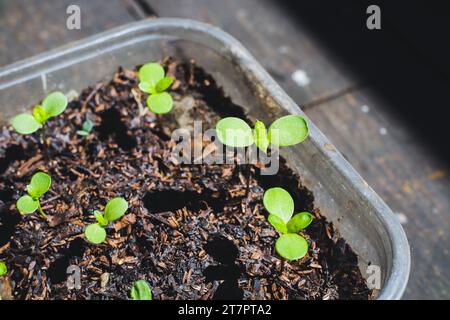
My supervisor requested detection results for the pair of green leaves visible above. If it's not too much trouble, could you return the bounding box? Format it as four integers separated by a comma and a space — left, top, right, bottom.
11, 92, 68, 135
263, 187, 313, 261
138, 63, 174, 114
76, 119, 94, 137
16, 172, 51, 218
131, 280, 153, 300
0, 261, 7, 276
84, 197, 128, 244
264, 188, 313, 234
216, 115, 309, 153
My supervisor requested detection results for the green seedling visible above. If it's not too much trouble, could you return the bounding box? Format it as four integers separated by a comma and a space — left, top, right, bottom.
76, 119, 94, 137
16, 172, 51, 218
11, 91, 68, 135
263, 187, 313, 261
131, 280, 153, 300
0, 261, 7, 276
216, 115, 309, 153
138, 62, 174, 114
216, 115, 309, 196
84, 197, 128, 244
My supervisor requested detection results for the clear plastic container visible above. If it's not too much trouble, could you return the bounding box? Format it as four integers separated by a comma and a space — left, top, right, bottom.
0, 18, 410, 299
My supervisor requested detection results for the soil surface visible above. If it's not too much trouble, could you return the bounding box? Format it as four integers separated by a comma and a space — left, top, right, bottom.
0, 58, 371, 300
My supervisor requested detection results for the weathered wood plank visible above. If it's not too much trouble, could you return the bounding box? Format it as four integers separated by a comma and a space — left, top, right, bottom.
144, 0, 356, 107
306, 89, 450, 299
0, 0, 137, 67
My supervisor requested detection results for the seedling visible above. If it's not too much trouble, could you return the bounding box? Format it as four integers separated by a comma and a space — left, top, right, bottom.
0, 261, 6, 276
16, 172, 51, 218
11, 91, 68, 135
263, 187, 313, 261
216, 115, 309, 195
216, 115, 309, 153
84, 197, 128, 244
76, 119, 94, 137
138, 62, 174, 114
131, 280, 153, 300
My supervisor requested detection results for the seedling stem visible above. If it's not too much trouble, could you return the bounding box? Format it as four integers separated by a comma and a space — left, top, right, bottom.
37, 202, 47, 218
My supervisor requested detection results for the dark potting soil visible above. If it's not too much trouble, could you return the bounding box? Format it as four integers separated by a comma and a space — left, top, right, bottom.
0, 58, 372, 300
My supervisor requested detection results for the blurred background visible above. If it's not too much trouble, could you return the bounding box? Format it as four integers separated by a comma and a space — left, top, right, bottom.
1, 0, 449, 299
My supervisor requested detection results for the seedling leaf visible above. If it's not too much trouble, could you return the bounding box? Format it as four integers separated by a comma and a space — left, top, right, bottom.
94, 210, 109, 227
131, 280, 153, 300
11, 114, 41, 135
138, 82, 154, 94
11, 91, 68, 135
0, 261, 7, 276
147, 92, 173, 114
155, 76, 174, 93
216, 117, 254, 148
42, 91, 68, 117
104, 197, 128, 222
76, 130, 88, 136
32, 105, 49, 124
27, 172, 51, 198
85, 224, 107, 244
82, 119, 94, 133
139, 63, 165, 88
16, 195, 39, 215
253, 120, 270, 153
268, 214, 288, 234
77, 119, 94, 137
275, 233, 308, 260
268, 115, 309, 147
287, 212, 314, 233
263, 187, 294, 223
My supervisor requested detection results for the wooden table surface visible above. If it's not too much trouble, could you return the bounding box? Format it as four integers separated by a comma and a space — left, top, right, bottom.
1, 0, 449, 300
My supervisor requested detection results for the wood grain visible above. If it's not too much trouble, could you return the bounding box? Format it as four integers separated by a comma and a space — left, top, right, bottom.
144, 0, 355, 107
0, 0, 137, 66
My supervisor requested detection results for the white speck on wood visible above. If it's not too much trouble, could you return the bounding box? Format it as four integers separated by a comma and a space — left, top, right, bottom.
379, 127, 388, 135
361, 105, 370, 113
291, 69, 310, 87
395, 212, 408, 224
